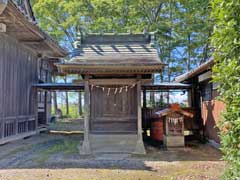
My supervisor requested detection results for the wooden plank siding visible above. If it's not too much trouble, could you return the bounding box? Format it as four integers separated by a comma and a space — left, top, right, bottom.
0, 33, 38, 143
37, 59, 53, 125
90, 85, 137, 133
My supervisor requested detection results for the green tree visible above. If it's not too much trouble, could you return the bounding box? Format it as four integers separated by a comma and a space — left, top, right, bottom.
31, 0, 93, 49
174, 0, 212, 71
31, 0, 212, 80
211, 0, 240, 179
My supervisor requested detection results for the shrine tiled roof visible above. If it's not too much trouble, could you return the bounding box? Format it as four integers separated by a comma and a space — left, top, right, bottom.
57, 33, 164, 74
70, 33, 161, 65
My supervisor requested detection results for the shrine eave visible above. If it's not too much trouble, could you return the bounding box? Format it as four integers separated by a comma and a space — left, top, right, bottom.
56, 63, 165, 75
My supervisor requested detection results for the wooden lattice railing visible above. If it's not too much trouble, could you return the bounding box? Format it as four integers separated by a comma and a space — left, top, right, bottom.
0, 115, 36, 140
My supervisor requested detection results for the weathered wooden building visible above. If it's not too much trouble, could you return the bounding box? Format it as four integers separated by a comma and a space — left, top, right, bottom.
0, 0, 67, 144
0, 1, 201, 153
175, 59, 225, 146
56, 33, 164, 154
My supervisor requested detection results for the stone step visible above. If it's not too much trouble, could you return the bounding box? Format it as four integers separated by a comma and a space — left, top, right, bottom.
89, 134, 138, 153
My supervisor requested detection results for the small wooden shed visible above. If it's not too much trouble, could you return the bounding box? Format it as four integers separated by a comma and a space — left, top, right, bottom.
56, 33, 164, 154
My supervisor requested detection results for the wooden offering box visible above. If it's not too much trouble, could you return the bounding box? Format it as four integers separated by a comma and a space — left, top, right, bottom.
155, 104, 193, 147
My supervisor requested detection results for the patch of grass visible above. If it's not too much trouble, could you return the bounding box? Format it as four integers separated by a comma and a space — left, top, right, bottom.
52, 104, 83, 119
34, 139, 79, 166
49, 120, 83, 131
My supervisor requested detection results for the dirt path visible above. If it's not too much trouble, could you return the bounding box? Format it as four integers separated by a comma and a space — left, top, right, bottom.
0, 133, 225, 180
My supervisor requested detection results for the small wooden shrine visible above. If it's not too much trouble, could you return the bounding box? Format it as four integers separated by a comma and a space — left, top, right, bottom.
56, 33, 164, 154
155, 104, 193, 147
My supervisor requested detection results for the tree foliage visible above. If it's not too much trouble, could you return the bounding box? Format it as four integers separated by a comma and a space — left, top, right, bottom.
211, 0, 240, 179
31, 0, 212, 80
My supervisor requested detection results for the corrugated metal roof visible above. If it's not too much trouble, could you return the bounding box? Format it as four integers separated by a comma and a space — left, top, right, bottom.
175, 59, 214, 83
143, 83, 192, 90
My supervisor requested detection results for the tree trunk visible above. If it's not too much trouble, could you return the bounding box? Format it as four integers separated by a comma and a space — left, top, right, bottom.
64, 76, 69, 115
52, 74, 58, 115
160, 73, 164, 106
187, 33, 191, 71
150, 76, 155, 107
150, 91, 155, 107
166, 63, 170, 105
201, 30, 212, 64
166, 1, 173, 105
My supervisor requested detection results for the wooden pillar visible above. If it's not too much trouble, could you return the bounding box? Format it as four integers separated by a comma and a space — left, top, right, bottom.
79, 75, 91, 155
143, 89, 146, 109
187, 88, 193, 107
142, 89, 147, 134
134, 75, 146, 154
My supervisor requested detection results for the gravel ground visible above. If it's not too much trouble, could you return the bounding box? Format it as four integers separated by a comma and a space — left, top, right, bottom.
0, 133, 225, 180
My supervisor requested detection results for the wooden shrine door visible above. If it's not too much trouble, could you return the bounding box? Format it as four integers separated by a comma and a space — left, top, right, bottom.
90, 85, 137, 133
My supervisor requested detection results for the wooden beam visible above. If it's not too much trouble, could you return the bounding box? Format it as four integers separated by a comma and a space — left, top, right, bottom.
89, 78, 137, 85
72, 79, 85, 84
198, 71, 211, 82
19, 39, 45, 45
58, 67, 163, 75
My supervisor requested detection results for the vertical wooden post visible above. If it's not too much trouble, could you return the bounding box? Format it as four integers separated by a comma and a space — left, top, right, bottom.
165, 117, 169, 136
181, 117, 184, 136
1, 118, 4, 139
191, 87, 195, 107
79, 75, 91, 155
142, 88, 147, 134
143, 89, 146, 109
32, 87, 38, 131
134, 75, 146, 154
137, 79, 143, 137
187, 88, 192, 107
84, 77, 90, 142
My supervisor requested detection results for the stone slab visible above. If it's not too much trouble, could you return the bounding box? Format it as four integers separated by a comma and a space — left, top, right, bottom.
163, 135, 185, 147
89, 134, 138, 154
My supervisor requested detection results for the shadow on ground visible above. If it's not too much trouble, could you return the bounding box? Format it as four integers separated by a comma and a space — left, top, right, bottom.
0, 132, 226, 180
0, 132, 223, 171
